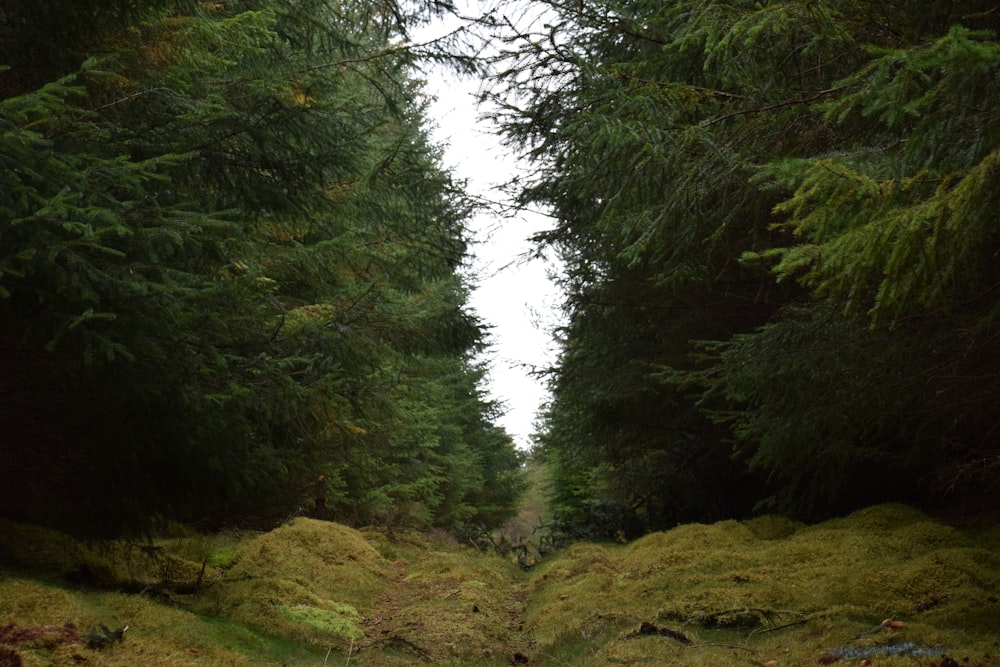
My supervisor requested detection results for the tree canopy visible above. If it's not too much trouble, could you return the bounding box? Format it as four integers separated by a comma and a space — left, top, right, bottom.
7, 0, 999, 541
487, 0, 1000, 534
0, 0, 524, 535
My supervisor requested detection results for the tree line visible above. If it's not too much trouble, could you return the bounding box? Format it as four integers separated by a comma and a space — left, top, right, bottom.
0, 0, 524, 536
485, 0, 1000, 536
6, 0, 999, 542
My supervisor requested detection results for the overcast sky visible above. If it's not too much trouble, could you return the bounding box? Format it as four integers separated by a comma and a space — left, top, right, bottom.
413, 23, 564, 450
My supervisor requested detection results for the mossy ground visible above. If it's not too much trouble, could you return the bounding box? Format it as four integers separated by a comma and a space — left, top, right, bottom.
1, 505, 998, 666
523, 504, 1000, 666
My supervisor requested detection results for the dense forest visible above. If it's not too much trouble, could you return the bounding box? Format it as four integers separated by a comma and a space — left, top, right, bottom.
3, 0, 1000, 542
0, 0, 523, 536
486, 0, 1000, 536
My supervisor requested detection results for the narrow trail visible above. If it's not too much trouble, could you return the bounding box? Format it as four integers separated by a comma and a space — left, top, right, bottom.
358, 540, 534, 663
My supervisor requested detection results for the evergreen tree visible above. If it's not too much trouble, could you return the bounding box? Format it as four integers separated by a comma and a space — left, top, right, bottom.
710, 17, 1000, 514
0, 0, 523, 534
488, 0, 1000, 529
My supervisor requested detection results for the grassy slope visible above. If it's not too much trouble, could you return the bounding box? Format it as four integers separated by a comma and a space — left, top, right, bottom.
1, 505, 998, 666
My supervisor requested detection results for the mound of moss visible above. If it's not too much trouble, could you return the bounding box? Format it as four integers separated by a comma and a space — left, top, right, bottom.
523, 504, 1000, 666
189, 518, 391, 648
0, 517, 526, 665
1, 506, 998, 666
0, 576, 325, 666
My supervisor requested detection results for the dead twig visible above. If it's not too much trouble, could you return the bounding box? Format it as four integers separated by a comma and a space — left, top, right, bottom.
687, 642, 757, 653
745, 616, 809, 642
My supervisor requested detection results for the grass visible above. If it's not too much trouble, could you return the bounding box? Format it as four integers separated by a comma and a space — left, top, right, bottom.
1, 504, 999, 666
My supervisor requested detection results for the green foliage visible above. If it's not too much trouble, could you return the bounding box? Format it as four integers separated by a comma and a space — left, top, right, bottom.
489, 0, 1000, 524
0, 0, 521, 534
757, 25, 1000, 324
712, 14, 1000, 515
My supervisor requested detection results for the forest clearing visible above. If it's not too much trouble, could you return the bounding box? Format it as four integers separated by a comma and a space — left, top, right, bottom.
2, 503, 998, 666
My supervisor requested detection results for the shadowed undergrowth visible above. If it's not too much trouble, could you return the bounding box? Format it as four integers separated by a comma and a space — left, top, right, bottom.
1, 505, 998, 666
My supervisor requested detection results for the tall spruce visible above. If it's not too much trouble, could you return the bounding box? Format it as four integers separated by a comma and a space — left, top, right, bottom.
712, 16, 1000, 515
488, 0, 1000, 530
0, 0, 523, 534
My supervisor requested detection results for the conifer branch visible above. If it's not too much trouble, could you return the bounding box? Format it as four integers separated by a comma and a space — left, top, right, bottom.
306, 48, 407, 71
92, 87, 172, 112
700, 86, 845, 126
613, 71, 747, 100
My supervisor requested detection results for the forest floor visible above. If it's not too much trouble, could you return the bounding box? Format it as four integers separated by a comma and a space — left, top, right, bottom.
1, 501, 999, 667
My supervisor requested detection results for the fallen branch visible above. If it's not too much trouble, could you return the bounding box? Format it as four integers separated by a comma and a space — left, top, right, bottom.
625, 621, 691, 644
687, 642, 757, 653
745, 614, 809, 641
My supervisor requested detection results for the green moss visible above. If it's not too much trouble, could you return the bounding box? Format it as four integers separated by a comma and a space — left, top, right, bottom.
358, 546, 528, 662
0, 576, 325, 666
523, 504, 1000, 667
277, 601, 363, 641
0, 520, 100, 579
223, 518, 389, 608
742, 513, 804, 540
2, 506, 998, 666
160, 531, 247, 569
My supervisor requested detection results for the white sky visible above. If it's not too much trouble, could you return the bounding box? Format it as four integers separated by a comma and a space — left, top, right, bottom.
413, 14, 564, 450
